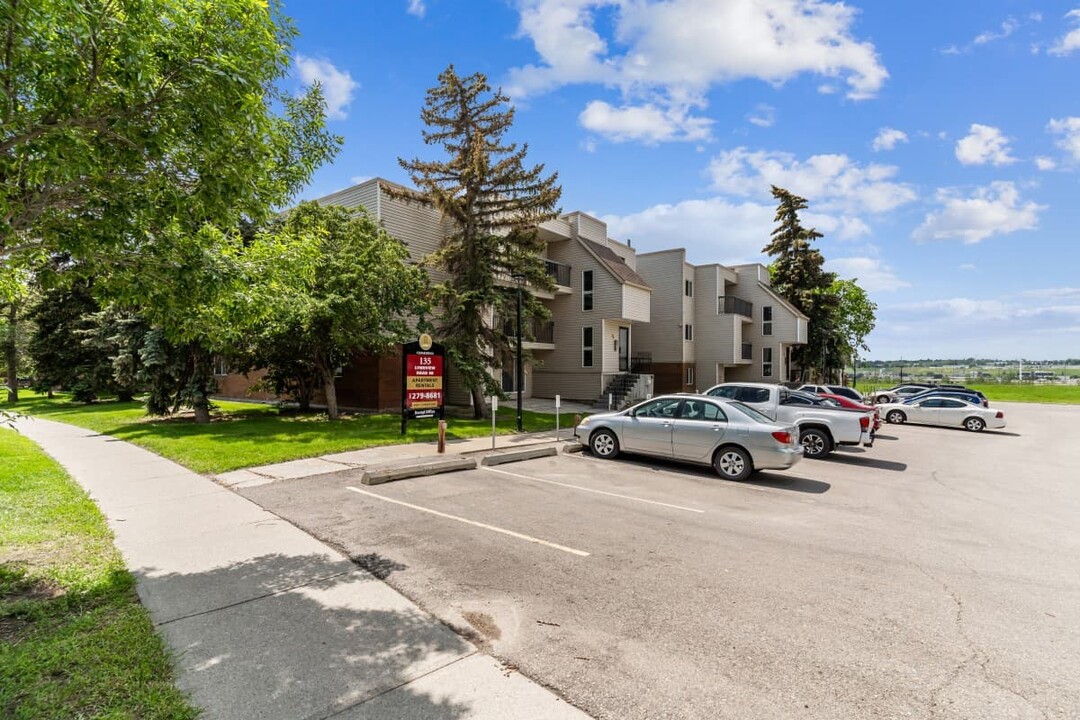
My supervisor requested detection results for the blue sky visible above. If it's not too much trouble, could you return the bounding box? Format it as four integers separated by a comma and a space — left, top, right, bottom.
284, 1, 1080, 361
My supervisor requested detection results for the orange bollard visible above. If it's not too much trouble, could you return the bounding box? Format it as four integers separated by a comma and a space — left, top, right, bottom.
573, 414, 581, 429
437, 420, 446, 453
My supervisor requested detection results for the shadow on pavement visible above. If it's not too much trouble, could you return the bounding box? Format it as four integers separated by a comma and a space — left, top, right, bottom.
743, 472, 831, 494
138, 553, 473, 720
825, 450, 907, 472
588, 452, 831, 494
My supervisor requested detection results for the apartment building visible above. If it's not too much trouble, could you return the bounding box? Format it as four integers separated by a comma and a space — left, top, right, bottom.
635, 250, 808, 394
218, 178, 654, 408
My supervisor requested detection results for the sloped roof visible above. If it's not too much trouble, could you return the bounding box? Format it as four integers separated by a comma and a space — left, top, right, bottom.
580, 238, 651, 289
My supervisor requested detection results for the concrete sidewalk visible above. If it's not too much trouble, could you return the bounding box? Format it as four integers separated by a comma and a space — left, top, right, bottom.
15, 417, 590, 720
216, 428, 580, 489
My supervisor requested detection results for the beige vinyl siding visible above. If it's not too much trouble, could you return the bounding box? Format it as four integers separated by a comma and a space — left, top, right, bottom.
605, 238, 637, 268
726, 264, 807, 382
622, 285, 651, 322
564, 211, 607, 244
693, 265, 745, 367
634, 250, 687, 363
315, 180, 379, 214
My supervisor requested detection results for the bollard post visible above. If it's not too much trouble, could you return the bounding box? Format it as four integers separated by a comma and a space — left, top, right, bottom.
437, 420, 446, 454
573, 413, 581, 430
491, 395, 498, 450
608, 393, 613, 410
555, 394, 561, 440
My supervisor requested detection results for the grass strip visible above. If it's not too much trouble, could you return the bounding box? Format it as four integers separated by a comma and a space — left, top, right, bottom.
4, 393, 583, 474
0, 428, 200, 720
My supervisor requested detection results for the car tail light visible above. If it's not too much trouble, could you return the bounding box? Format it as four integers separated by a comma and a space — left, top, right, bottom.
771, 431, 792, 444
859, 416, 870, 429
995, 411, 1004, 419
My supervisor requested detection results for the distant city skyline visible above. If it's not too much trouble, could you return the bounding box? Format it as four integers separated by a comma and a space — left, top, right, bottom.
285, 1, 1080, 361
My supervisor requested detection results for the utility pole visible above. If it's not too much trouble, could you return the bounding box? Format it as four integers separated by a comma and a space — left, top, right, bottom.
512, 274, 525, 432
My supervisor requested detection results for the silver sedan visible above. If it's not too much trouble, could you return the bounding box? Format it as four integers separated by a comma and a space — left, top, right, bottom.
574, 394, 803, 481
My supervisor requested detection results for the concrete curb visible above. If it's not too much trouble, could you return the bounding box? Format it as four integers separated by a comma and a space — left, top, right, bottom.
479, 445, 558, 466
360, 456, 477, 485
562, 441, 584, 454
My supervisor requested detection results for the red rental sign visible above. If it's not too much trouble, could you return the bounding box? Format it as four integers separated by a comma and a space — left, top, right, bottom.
401, 335, 446, 431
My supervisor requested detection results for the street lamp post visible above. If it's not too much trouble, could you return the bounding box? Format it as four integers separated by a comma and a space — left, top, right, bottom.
512, 274, 525, 432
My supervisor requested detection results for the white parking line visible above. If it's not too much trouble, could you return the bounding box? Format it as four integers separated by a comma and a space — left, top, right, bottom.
344, 486, 590, 557
479, 466, 705, 514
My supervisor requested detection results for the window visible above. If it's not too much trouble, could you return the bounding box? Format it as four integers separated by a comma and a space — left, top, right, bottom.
679, 399, 726, 422
582, 326, 594, 367
501, 367, 524, 393
762, 306, 773, 336
213, 357, 229, 376
685, 279, 693, 297
739, 387, 771, 403
582, 270, 593, 311
762, 347, 773, 378
686, 366, 695, 386
707, 386, 739, 399
634, 397, 682, 418
684, 324, 693, 341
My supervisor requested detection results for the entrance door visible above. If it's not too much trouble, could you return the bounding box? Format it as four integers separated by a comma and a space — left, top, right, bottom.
618, 326, 630, 372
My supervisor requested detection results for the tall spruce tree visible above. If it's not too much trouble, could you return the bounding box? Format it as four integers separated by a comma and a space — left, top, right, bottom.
397, 65, 562, 418
763, 186, 838, 382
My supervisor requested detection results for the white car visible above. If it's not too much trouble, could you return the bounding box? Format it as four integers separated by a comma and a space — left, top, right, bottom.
879, 397, 1005, 432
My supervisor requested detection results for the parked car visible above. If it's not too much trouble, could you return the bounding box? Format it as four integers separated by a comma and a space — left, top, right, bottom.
819, 392, 882, 430
704, 382, 875, 459
904, 388, 989, 408
798, 384, 864, 403
574, 394, 802, 481
867, 384, 937, 404
879, 397, 1005, 432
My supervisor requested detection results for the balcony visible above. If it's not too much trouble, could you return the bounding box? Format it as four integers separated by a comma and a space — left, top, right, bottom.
546, 259, 572, 290
498, 317, 556, 348
719, 295, 753, 318
741, 342, 753, 361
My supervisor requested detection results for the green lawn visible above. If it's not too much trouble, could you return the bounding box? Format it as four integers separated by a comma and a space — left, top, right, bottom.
3, 393, 581, 474
0, 428, 199, 720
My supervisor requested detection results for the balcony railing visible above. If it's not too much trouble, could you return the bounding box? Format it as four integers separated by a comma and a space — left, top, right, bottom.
741, 342, 753, 360
545, 259, 572, 287
719, 295, 754, 318
629, 353, 652, 374
498, 317, 555, 344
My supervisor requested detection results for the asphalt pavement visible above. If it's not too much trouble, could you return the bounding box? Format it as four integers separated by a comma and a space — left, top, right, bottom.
14, 417, 591, 720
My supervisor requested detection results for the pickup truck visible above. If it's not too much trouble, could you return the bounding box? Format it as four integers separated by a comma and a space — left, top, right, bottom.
704, 382, 875, 459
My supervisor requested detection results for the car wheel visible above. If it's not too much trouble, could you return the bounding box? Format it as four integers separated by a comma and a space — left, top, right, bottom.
589, 429, 620, 458
886, 410, 906, 424
713, 446, 752, 481
963, 416, 986, 432
799, 428, 832, 459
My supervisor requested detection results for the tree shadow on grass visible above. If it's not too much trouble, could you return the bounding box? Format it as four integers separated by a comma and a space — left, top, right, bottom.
137, 552, 478, 720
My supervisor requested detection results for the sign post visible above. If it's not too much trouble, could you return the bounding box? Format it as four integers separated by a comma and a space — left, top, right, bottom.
490, 395, 498, 450
401, 334, 445, 435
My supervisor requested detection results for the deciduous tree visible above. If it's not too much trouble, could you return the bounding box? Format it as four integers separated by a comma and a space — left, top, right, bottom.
396, 65, 561, 418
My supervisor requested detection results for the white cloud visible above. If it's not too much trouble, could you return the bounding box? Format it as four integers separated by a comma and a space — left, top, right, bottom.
508, 0, 887, 143
1047, 117, 1080, 162
579, 100, 712, 143
1020, 287, 1080, 299
747, 104, 776, 128
295, 55, 358, 120
802, 213, 871, 240
350, 175, 373, 185
1034, 156, 1058, 171
600, 197, 776, 264
872, 127, 908, 152
974, 17, 1020, 44
406, 0, 425, 18
1049, 9, 1080, 56
826, 256, 909, 292
509, 0, 887, 100
912, 182, 1045, 244
955, 124, 1016, 166
706, 147, 917, 215
959, 263, 977, 271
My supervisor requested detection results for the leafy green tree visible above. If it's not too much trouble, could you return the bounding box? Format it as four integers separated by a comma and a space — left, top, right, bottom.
246, 202, 431, 420
0, 0, 338, 275
764, 186, 838, 382
396, 65, 562, 418
826, 278, 877, 380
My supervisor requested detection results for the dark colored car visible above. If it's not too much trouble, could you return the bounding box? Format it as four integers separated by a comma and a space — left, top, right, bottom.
904, 388, 988, 407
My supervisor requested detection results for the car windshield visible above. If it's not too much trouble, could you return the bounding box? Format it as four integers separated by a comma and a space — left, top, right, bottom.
724, 401, 774, 424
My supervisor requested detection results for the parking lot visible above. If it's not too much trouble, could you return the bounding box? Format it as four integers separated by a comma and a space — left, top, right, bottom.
240, 402, 1080, 720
